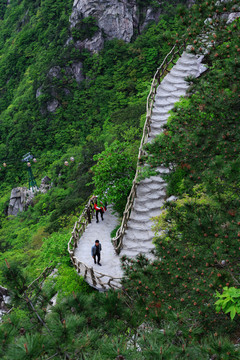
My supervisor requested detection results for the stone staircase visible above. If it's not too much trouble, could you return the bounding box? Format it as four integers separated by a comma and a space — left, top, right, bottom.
120, 51, 206, 258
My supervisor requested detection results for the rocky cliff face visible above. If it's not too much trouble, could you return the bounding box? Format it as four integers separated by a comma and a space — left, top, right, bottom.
69, 0, 162, 52
39, 0, 163, 112
40, 1, 197, 113
70, 0, 138, 43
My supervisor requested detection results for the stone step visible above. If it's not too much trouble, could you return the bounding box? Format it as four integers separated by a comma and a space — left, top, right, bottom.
130, 207, 163, 219
122, 244, 155, 254
129, 212, 155, 222
148, 131, 162, 140
153, 104, 174, 112
151, 112, 169, 120
124, 238, 154, 248
163, 73, 187, 84
137, 182, 166, 194
151, 118, 168, 127
150, 123, 164, 132
124, 236, 154, 245
133, 197, 165, 210
150, 117, 169, 125
161, 80, 188, 91
152, 106, 170, 113
160, 82, 178, 92
181, 51, 198, 60
156, 166, 170, 174
151, 114, 169, 126
177, 59, 198, 68
138, 190, 165, 202
171, 89, 187, 97
154, 96, 179, 106
139, 176, 165, 185
151, 109, 171, 117
148, 175, 167, 183
124, 227, 153, 238
173, 82, 190, 90
122, 240, 155, 250
136, 182, 166, 195
156, 89, 172, 98
177, 55, 198, 66
170, 68, 197, 78
150, 116, 170, 125
127, 220, 152, 231
134, 203, 163, 214
120, 248, 154, 259
135, 188, 165, 199
173, 63, 198, 72
149, 124, 164, 132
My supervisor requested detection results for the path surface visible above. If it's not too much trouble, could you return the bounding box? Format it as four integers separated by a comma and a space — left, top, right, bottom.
74, 206, 123, 279
120, 51, 206, 258
74, 50, 206, 287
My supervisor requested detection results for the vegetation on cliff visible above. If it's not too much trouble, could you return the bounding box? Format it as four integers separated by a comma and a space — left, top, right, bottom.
0, 0, 239, 358
0, 0, 181, 283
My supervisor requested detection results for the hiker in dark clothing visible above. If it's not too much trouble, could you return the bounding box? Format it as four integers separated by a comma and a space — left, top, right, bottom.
91, 240, 102, 266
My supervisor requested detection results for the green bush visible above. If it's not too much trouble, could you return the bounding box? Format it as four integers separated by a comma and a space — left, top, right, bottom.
71, 16, 99, 41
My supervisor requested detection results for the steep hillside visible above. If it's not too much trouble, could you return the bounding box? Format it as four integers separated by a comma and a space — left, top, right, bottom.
0, 1, 189, 282
0, 0, 239, 358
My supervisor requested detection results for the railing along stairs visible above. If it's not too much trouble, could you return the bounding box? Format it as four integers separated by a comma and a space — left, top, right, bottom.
68, 198, 122, 290
67, 39, 188, 288
112, 40, 187, 254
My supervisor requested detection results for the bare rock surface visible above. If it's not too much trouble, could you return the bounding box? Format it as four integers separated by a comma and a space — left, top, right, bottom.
74, 31, 104, 53
8, 177, 52, 216
8, 187, 35, 216
70, 0, 137, 43
0, 286, 10, 321
47, 99, 59, 113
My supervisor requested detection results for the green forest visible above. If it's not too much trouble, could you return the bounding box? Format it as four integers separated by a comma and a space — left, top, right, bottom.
0, 0, 239, 358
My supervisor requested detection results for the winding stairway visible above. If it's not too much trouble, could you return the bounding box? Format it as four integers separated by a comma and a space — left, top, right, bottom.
120, 51, 206, 258
69, 49, 206, 290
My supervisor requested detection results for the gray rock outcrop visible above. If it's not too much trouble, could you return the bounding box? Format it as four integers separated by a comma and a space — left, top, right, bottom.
8, 177, 52, 216
36, 86, 43, 98
39, 62, 84, 112
66, 62, 84, 83
70, 0, 137, 43
47, 99, 59, 113
74, 31, 104, 53
69, 1, 196, 53
140, 7, 162, 33
0, 286, 9, 321
8, 187, 35, 216
226, 12, 240, 24
48, 66, 62, 79
47, 63, 84, 83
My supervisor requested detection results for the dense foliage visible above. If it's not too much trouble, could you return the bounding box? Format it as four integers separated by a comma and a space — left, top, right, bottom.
0, 0, 184, 284
0, 0, 239, 358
